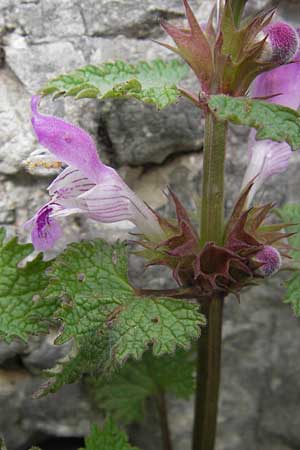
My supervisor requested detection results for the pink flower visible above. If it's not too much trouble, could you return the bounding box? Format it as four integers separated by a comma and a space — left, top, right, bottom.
242, 27, 300, 205
25, 97, 164, 251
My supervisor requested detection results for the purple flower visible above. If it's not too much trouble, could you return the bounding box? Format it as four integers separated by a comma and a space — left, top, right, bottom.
25, 97, 164, 251
254, 245, 282, 277
261, 22, 299, 63
242, 27, 300, 205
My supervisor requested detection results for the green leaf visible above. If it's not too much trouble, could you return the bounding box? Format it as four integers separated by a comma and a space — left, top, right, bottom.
47, 240, 204, 360
209, 95, 300, 150
39, 59, 188, 109
0, 228, 58, 343
87, 349, 195, 423
277, 204, 300, 315
35, 331, 113, 397
42, 239, 204, 392
81, 418, 140, 450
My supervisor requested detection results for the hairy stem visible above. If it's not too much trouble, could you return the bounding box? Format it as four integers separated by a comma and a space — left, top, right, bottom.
192, 112, 227, 450
156, 390, 173, 450
200, 112, 227, 246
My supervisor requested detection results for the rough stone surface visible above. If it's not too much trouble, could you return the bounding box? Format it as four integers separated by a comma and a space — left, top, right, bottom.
1, 0, 300, 449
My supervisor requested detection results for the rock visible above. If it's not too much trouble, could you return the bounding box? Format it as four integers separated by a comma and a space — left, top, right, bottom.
21, 333, 72, 373
0, 369, 101, 450
0, 67, 36, 175
99, 98, 204, 166
4, 36, 85, 92
0, 341, 26, 365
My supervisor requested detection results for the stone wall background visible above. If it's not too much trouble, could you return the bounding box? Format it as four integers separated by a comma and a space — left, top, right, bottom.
1, 1, 300, 449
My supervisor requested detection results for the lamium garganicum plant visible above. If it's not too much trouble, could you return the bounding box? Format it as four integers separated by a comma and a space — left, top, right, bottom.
2, 1, 300, 450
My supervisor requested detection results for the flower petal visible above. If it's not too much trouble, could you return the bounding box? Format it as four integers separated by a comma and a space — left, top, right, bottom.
79, 168, 164, 238
48, 166, 96, 198
252, 30, 300, 110
30, 204, 63, 251
31, 96, 106, 183
242, 130, 292, 205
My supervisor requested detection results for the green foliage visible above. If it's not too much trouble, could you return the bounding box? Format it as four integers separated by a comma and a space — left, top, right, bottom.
230, 0, 248, 26
35, 332, 112, 397
209, 95, 300, 150
39, 239, 205, 395
39, 59, 188, 109
0, 228, 58, 343
87, 349, 195, 423
277, 204, 300, 315
81, 418, 140, 450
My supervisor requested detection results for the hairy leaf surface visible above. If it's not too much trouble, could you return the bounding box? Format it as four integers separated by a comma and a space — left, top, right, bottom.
40, 239, 204, 394
81, 418, 140, 450
0, 228, 57, 342
209, 95, 300, 150
277, 204, 300, 315
40, 59, 188, 109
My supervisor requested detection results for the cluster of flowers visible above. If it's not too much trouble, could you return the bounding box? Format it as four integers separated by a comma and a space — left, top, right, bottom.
25, 7, 300, 295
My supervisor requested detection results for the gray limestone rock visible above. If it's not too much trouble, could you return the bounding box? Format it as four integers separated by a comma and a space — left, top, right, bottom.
0, 369, 100, 450
98, 98, 204, 167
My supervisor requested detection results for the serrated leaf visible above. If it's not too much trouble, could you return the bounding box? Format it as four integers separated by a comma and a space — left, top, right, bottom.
87, 349, 195, 423
44, 239, 204, 382
0, 228, 58, 343
81, 418, 140, 450
209, 95, 300, 150
35, 331, 113, 397
277, 204, 300, 315
39, 59, 189, 109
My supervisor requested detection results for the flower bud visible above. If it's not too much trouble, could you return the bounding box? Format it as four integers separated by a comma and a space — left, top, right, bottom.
254, 245, 282, 277
260, 22, 299, 64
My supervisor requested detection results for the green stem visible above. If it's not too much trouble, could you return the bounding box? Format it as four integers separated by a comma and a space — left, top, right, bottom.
192, 112, 227, 450
200, 112, 227, 246
156, 390, 173, 450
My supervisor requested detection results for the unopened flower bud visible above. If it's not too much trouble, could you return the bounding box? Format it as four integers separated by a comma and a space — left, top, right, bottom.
259, 22, 299, 64
254, 245, 282, 277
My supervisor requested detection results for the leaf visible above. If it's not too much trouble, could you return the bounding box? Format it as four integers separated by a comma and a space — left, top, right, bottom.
42, 239, 204, 391
39, 59, 189, 109
209, 95, 300, 150
0, 228, 58, 343
277, 204, 300, 315
35, 331, 113, 397
87, 349, 195, 423
81, 418, 140, 450
230, 0, 248, 26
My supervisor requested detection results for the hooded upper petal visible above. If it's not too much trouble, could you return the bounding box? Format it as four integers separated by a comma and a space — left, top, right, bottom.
31, 96, 106, 183
27, 98, 165, 250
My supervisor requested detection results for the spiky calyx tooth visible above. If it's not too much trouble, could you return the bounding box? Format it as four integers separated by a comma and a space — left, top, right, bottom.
260, 22, 299, 63
254, 245, 282, 277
